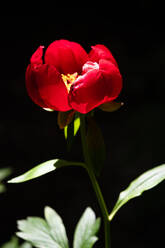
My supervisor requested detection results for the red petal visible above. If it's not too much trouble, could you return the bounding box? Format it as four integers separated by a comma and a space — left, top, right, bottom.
45, 40, 88, 74
30, 46, 44, 65
26, 64, 48, 108
89, 44, 118, 67
26, 63, 71, 111
68, 60, 122, 114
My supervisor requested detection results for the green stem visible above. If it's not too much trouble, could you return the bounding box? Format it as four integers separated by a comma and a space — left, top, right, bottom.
80, 114, 111, 248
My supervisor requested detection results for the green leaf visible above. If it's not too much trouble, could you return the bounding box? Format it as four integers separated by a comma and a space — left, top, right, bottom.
0, 236, 19, 248
20, 243, 32, 248
0, 168, 12, 181
0, 183, 6, 193
73, 207, 101, 248
0, 237, 32, 248
109, 163, 165, 221
86, 117, 106, 177
0, 168, 12, 193
43, 108, 54, 112
44, 206, 69, 248
8, 159, 71, 183
17, 206, 69, 248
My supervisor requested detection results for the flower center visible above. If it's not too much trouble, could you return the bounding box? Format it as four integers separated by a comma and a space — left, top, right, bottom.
61, 72, 78, 92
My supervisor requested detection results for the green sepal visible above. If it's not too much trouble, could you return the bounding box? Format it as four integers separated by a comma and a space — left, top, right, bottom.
64, 120, 74, 152
99, 101, 124, 112
64, 114, 80, 152
64, 114, 80, 139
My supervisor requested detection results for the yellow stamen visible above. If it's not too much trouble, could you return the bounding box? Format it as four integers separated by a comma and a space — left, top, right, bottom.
61, 73, 78, 92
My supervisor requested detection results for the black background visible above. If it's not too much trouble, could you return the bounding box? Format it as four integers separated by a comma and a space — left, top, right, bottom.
0, 9, 165, 248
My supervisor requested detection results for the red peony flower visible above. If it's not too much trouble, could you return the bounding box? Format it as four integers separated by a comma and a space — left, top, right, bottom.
26, 40, 122, 114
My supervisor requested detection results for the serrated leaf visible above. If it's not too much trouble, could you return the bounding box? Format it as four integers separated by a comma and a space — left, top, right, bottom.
0, 236, 32, 248
73, 207, 101, 248
17, 206, 69, 248
20, 242, 32, 248
17, 217, 61, 248
44, 206, 69, 248
8, 159, 71, 183
82, 237, 98, 248
86, 117, 106, 177
109, 164, 165, 221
